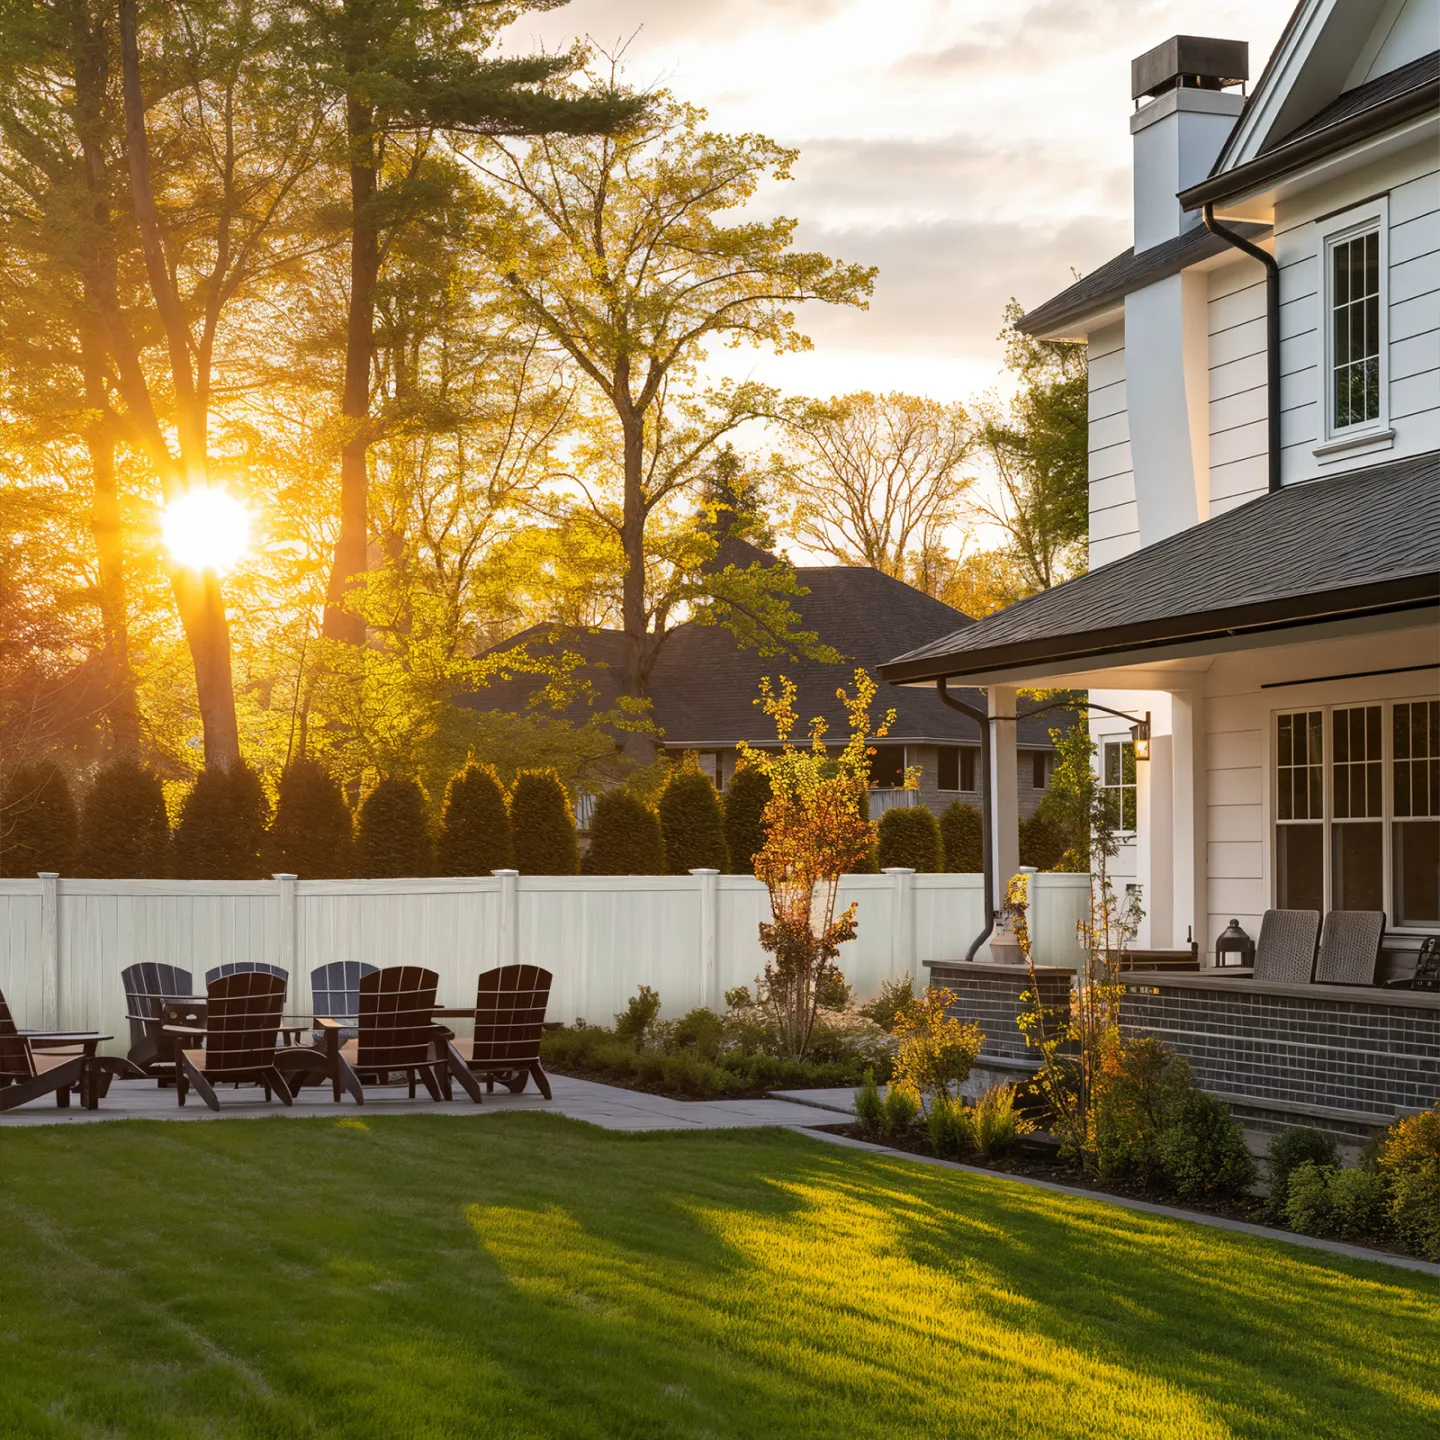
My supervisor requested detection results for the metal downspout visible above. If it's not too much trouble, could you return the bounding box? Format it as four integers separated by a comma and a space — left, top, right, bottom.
1203, 203, 1281, 493
936, 679, 995, 962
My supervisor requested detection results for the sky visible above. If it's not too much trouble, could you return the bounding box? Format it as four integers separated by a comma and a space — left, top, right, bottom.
524, 0, 1299, 405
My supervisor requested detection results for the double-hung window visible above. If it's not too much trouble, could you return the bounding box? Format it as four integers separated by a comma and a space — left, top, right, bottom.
1101, 738, 1136, 833
937, 746, 978, 792
1318, 199, 1389, 456
1274, 700, 1439, 926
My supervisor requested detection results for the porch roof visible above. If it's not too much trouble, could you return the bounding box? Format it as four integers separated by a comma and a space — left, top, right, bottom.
879, 450, 1440, 686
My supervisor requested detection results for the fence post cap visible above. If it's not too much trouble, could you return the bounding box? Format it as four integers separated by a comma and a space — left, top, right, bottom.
272, 873, 298, 882
490, 868, 519, 877
881, 867, 917, 875
688, 867, 720, 876
37, 871, 60, 879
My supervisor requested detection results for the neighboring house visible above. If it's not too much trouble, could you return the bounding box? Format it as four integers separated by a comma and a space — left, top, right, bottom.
882, 4, 1439, 959
473, 538, 1064, 820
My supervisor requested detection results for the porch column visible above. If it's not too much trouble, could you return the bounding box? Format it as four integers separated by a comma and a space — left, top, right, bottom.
1169, 689, 1207, 954
1136, 736, 1174, 950
988, 685, 1019, 911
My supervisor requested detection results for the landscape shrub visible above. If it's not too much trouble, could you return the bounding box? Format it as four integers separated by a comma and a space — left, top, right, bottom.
78, 760, 170, 877
883, 1082, 920, 1134
876, 805, 943, 872
1283, 1161, 1336, 1236
855, 1070, 885, 1138
436, 763, 511, 876
614, 985, 661, 1044
0, 761, 78, 876
509, 769, 579, 875
583, 790, 664, 874
722, 762, 771, 874
973, 1082, 1034, 1158
659, 760, 728, 873
670, 1006, 723, 1060
1155, 1090, 1257, 1201
1265, 1126, 1339, 1218
173, 763, 269, 879
890, 986, 983, 1110
1093, 1037, 1196, 1186
1375, 1104, 1440, 1260
1019, 807, 1070, 871
939, 801, 982, 873
268, 758, 353, 878
1327, 1166, 1392, 1240
859, 974, 914, 1032
355, 777, 433, 877
848, 785, 879, 873
926, 1092, 973, 1158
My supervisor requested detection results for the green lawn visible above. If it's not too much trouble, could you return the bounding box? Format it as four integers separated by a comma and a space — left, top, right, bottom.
1, 1115, 1435, 1439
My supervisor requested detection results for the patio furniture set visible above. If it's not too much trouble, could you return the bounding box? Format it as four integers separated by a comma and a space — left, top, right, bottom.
0, 960, 554, 1115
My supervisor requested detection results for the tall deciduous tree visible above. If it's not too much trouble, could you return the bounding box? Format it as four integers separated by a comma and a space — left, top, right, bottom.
470, 84, 875, 696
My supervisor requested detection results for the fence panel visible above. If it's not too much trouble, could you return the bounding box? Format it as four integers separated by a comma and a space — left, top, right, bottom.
0, 880, 46, 1027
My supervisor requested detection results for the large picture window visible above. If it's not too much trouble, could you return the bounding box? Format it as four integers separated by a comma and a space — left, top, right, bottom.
1273, 700, 1440, 926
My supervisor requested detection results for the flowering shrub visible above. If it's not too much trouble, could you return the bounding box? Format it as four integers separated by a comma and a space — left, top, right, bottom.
889, 986, 984, 1112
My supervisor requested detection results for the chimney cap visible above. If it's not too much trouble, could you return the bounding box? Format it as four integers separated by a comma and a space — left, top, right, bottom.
1132, 35, 1248, 101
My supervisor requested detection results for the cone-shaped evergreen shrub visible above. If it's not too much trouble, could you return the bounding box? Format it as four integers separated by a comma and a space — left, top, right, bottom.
583, 790, 665, 874
0, 761, 78, 876
848, 786, 880, 874
877, 804, 943, 872
1019, 806, 1070, 871
78, 760, 170, 877
722, 762, 771, 875
173, 763, 270, 879
659, 760, 727, 874
940, 801, 983, 873
437, 763, 511, 875
268, 759, 354, 878
509, 769, 579, 875
355, 778, 433, 877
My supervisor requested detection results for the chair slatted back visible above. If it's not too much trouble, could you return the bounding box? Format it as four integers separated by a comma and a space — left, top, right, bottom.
311, 961, 377, 1021
1315, 910, 1385, 986
354, 966, 441, 1070
0, 988, 36, 1081
471, 965, 552, 1069
121, 962, 194, 1050
203, 972, 286, 1078
205, 961, 288, 990
1253, 909, 1320, 984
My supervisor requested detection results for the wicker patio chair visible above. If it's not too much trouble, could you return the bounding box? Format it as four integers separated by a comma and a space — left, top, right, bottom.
173, 971, 293, 1111
120, 962, 195, 1082
1314, 910, 1386, 986
447, 964, 553, 1101
1251, 909, 1320, 984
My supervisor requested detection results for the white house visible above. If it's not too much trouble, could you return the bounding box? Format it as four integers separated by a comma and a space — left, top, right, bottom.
882, 0, 1438, 966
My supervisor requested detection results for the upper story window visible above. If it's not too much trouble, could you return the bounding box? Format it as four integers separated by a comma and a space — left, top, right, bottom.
1317, 198, 1389, 457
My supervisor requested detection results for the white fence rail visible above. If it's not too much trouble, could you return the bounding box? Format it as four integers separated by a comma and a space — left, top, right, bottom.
0, 870, 1089, 1052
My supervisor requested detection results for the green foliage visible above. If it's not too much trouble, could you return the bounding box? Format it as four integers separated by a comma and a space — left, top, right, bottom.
939, 801, 982, 873
671, 1008, 724, 1061
77, 762, 171, 878
1266, 1127, 1340, 1218
859, 975, 914, 1033
722, 763, 771, 874
855, 1070, 885, 1139
1389, 1170, 1440, 1261
972, 1083, 1035, 1159
876, 805, 943, 872
355, 778, 433, 878
848, 784, 880, 873
1283, 1162, 1337, 1237
659, 761, 728, 874
437, 763, 511, 876
0, 761, 77, 876
926, 1092, 972, 1158
509, 769, 579, 875
1327, 1167, 1392, 1241
890, 987, 983, 1109
1375, 1104, 1440, 1175
614, 986, 661, 1045
1093, 1037, 1197, 1187
1024, 724, 1094, 872
267, 759, 354, 879
1019, 807, 1071, 871
1155, 1091, 1257, 1201
173, 765, 270, 880
883, 1082, 920, 1135
584, 789, 665, 875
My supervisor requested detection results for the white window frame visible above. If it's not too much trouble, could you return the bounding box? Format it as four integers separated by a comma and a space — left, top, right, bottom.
1271, 696, 1440, 931
1315, 196, 1392, 461
1100, 737, 1137, 836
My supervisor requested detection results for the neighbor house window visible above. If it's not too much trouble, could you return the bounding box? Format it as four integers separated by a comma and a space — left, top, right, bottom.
1031, 752, 1053, 789
699, 751, 725, 791
937, 746, 978, 792
1394, 700, 1440, 925
869, 745, 906, 789
1319, 201, 1388, 451
1101, 739, 1136, 833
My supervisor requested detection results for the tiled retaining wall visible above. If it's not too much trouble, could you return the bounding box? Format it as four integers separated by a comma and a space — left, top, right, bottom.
927, 960, 1073, 1065
1121, 974, 1440, 1138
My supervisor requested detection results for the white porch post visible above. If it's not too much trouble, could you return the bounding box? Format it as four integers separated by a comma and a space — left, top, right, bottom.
1169, 689, 1207, 954
988, 686, 1019, 911
1138, 736, 1174, 951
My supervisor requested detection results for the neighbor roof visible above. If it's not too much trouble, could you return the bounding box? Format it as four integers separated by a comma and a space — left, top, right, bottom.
880, 450, 1440, 685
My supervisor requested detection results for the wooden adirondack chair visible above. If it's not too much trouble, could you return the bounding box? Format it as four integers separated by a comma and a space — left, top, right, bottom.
120, 962, 196, 1083
1, 987, 128, 1112
447, 965, 553, 1100
173, 971, 294, 1111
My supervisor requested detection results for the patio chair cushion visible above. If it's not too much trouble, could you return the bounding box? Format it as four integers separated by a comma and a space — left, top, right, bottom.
1252, 909, 1320, 984
1315, 910, 1386, 986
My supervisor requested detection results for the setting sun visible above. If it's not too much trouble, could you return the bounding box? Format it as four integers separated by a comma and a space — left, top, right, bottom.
161, 487, 251, 574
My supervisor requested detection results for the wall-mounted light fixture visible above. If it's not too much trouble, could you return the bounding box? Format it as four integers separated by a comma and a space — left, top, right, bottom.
1130, 712, 1152, 762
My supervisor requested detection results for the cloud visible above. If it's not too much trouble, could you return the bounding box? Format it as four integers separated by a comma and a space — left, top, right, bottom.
519, 0, 847, 51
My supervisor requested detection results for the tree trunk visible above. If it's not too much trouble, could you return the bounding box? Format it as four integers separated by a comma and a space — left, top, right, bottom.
171, 568, 241, 768
323, 91, 378, 644
615, 362, 649, 698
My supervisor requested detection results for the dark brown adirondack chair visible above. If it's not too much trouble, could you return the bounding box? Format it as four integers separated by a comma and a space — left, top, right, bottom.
0, 987, 130, 1111
292, 966, 461, 1104
174, 971, 293, 1111
447, 965, 553, 1101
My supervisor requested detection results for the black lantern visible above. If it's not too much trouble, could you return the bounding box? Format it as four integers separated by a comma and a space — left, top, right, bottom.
1130, 712, 1152, 762
1215, 919, 1254, 968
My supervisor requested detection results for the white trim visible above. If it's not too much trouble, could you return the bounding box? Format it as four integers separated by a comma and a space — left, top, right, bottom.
1316, 195, 1390, 450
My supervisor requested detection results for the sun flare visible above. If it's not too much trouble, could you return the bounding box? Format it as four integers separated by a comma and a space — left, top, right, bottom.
161, 487, 251, 574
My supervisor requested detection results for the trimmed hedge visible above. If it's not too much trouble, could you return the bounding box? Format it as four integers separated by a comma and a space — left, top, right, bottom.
0, 761, 78, 876
510, 769, 579, 875
437, 763, 511, 876
722, 763, 771, 875
173, 764, 270, 879
268, 758, 353, 878
939, 801, 982, 873
876, 804, 943, 872
584, 790, 665, 874
355, 777, 433, 877
78, 760, 170, 877
659, 763, 728, 874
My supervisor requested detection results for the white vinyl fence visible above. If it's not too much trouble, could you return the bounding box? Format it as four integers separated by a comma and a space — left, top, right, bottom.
0, 870, 1089, 1052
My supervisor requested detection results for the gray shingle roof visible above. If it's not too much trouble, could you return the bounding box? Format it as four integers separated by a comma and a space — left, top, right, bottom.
881, 450, 1440, 684
1262, 49, 1439, 153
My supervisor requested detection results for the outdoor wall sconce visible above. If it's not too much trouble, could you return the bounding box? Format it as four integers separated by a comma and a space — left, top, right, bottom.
1130, 712, 1151, 762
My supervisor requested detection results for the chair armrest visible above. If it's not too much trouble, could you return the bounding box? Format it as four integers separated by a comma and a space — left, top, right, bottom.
315, 1017, 345, 1029
161, 1024, 208, 1036
1381, 977, 1415, 989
